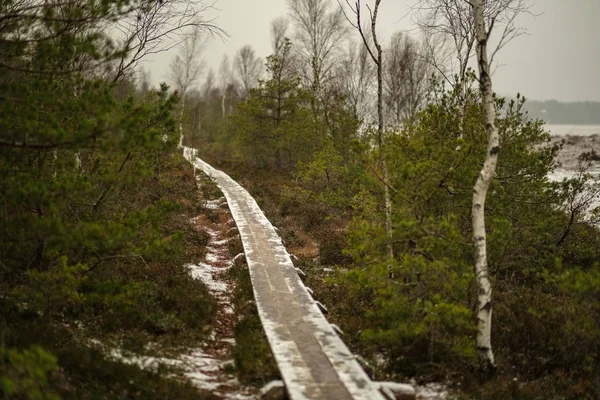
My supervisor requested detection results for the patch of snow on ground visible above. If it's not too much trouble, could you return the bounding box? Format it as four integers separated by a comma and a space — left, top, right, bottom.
98, 147, 255, 399
108, 347, 248, 395
187, 262, 228, 293
411, 380, 450, 400
182, 158, 255, 399
204, 199, 222, 210
547, 134, 600, 211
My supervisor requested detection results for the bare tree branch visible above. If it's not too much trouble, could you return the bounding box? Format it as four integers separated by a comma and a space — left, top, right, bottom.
234, 45, 263, 98
411, 0, 531, 84
287, 0, 348, 92
110, 0, 225, 83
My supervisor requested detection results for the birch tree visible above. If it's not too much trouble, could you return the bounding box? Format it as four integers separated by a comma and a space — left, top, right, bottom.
466, 0, 530, 372
271, 17, 290, 56
169, 28, 206, 147
234, 45, 263, 98
413, 0, 528, 143
413, 0, 475, 88
287, 0, 348, 93
384, 32, 430, 126
471, 0, 497, 373
218, 55, 236, 118
341, 0, 394, 272
413, 0, 528, 90
337, 39, 375, 121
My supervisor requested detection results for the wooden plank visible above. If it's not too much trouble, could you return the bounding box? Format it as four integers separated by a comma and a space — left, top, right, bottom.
184, 148, 385, 400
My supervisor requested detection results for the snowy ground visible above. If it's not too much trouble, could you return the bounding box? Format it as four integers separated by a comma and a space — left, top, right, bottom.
98, 187, 255, 399
412, 381, 450, 400
545, 124, 600, 180
174, 195, 255, 398
546, 130, 600, 212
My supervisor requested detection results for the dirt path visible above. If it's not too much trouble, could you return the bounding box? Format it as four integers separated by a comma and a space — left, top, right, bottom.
180, 199, 256, 399
102, 182, 255, 398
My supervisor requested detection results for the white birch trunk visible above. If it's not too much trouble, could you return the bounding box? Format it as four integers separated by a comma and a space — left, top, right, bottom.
178, 96, 185, 148
75, 152, 82, 173
472, 0, 497, 373
53, 149, 58, 178
350, 0, 393, 273
221, 93, 226, 119
383, 159, 393, 265
372, 0, 393, 273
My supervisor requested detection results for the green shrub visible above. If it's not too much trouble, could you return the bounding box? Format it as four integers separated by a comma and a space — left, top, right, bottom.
0, 346, 60, 400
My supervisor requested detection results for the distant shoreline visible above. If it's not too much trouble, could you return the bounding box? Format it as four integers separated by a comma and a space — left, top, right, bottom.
523, 100, 600, 126
544, 124, 600, 136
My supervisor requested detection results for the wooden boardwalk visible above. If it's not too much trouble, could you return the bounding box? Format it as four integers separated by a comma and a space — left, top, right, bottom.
184, 148, 385, 400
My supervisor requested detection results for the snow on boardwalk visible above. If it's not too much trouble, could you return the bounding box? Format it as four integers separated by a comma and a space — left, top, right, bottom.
184, 148, 385, 400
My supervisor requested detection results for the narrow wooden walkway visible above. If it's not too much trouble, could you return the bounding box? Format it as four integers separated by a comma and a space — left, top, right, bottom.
184, 148, 385, 400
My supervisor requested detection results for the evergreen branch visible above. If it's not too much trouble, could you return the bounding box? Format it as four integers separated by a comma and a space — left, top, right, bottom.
0, 137, 81, 149
85, 253, 147, 273
92, 151, 132, 214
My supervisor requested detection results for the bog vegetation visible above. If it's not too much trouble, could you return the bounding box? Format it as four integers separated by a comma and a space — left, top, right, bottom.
0, 0, 225, 398
1, 0, 600, 399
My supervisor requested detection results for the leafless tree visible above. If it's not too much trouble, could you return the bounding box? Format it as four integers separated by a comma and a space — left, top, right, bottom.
271, 16, 289, 56
336, 39, 375, 121
413, 0, 528, 87
414, 0, 474, 87
203, 68, 216, 99
218, 54, 236, 117
195, 68, 216, 141
136, 67, 152, 94
234, 45, 263, 98
340, 0, 394, 272
169, 28, 207, 93
169, 27, 207, 146
384, 31, 430, 126
111, 0, 223, 83
269, 19, 298, 82
287, 0, 348, 92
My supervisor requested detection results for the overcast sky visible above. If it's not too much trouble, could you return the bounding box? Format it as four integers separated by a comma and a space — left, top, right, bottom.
146, 0, 600, 102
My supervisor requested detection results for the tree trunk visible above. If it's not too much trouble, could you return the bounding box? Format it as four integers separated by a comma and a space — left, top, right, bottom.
379, 70, 393, 272
52, 149, 58, 178
472, 0, 497, 373
178, 96, 185, 148
351, 0, 392, 273
383, 154, 393, 267
373, 2, 393, 274
221, 93, 226, 119
377, 59, 393, 272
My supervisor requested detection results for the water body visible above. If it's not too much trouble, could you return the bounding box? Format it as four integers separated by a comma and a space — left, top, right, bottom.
544, 124, 600, 137
544, 124, 600, 212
